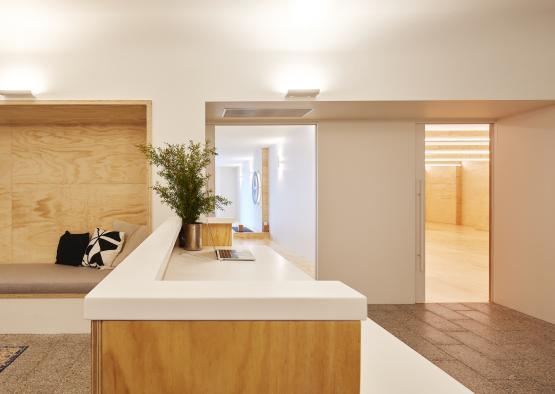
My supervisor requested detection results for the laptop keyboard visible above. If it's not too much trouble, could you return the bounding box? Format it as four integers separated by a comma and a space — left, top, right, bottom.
217, 249, 232, 259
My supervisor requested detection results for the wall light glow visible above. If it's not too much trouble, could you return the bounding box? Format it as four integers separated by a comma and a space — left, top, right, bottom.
425, 158, 490, 162
273, 65, 326, 95
425, 141, 490, 146
0, 65, 47, 95
425, 137, 490, 142
425, 150, 490, 155
0, 4, 67, 52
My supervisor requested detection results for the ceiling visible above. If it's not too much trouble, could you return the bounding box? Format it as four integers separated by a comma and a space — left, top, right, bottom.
2, 0, 554, 53
206, 100, 555, 124
215, 125, 313, 166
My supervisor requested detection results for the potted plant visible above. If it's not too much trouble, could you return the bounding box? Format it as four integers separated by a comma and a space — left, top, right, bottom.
140, 141, 230, 250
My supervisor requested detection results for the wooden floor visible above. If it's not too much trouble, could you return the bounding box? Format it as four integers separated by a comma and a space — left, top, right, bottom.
426, 223, 489, 303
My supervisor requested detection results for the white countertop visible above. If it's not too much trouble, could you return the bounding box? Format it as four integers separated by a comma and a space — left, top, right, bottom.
84, 216, 367, 321
164, 246, 313, 281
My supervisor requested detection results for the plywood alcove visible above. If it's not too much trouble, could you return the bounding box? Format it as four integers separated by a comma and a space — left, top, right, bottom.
0, 101, 151, 264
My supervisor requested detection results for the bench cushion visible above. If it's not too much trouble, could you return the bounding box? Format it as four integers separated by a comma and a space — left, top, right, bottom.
0, 264, 110, 294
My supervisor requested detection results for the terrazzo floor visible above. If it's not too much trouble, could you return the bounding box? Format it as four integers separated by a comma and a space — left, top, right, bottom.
368, 303, 555, 393
1, 303, 554, 393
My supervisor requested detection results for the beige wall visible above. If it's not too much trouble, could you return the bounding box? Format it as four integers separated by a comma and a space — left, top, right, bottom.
493, 104, 555, 324
317, 121, 416, 303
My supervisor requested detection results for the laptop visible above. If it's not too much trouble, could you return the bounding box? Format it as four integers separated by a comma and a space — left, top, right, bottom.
215, 249, 256, 261
205, 222, 256, 261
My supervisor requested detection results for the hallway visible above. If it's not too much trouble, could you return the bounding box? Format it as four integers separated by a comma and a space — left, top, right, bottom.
426, 223, 489, 302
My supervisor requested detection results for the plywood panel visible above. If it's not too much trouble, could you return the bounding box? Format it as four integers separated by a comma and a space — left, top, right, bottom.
3, 103, 149, 263
95, 320, 360, 394
12, 184, 90, 263
261, 147, 269, 231
0, 126, 12, 263
87, 184, 147, 231
202, 223, 232, 246
0, 104, 147, 126
461, 161, 489, 230
425, 166, 461, 224
12, 125, 147, 184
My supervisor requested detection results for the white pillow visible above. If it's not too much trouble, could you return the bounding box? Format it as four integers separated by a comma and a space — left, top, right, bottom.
82, 228, 125, 268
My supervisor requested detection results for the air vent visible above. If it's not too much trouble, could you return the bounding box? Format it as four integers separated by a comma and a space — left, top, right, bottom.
222, 108, 312, 118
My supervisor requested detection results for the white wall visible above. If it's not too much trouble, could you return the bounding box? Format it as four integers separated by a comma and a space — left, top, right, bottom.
1, 2, 554, 229
493, 105, 555, 324
237, 157, 261, 231
215, 166, 239, 220
318, 121, 417, 303
2, 2, 554, 308
268, 126, 316, 263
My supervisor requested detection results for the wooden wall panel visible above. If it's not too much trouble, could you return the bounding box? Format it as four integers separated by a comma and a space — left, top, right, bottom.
95, 320, 360, 394
12, 185, 90, 263
261, 147, 269, 232
11, 125, 147, 184
425, 166, 461, 225
201, 223, 232, 246
0, 127, 12, 263
0, 104, 146, 126
2, 104, 148, 264
461, 161, 490, 230
87, 184, 147, 231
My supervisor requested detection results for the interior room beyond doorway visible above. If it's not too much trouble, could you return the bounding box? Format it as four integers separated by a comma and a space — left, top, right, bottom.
425, 124, 490, 302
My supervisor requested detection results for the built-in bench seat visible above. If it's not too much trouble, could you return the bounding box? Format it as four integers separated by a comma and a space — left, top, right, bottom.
0, 264, 111, 295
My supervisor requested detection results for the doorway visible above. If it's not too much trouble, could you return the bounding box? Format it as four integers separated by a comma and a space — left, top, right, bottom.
211, 124, 317, 277
424, 124, 490, 302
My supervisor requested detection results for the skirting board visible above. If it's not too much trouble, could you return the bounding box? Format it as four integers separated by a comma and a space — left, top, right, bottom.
0, 298, 90, 334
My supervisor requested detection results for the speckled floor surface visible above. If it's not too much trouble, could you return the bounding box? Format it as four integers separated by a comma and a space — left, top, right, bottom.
368, 303, 555, 393
0, 334, 89, 394
0, 303, 553, 393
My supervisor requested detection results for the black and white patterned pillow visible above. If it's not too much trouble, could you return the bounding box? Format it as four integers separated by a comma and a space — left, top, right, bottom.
82, 228, 124, 268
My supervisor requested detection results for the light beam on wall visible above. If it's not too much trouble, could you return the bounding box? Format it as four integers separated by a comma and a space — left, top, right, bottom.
0, 66, 47, 95
425, 150, 490, 155
425, 158, 490, 162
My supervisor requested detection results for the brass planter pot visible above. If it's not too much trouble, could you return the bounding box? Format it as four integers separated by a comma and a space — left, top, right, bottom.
179, 223, 202, 250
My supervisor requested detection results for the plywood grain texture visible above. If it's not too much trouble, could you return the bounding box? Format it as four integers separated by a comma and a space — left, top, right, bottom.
93, 320, 360, 394
425, 166, 461, 225
202, 223, 232, 246
11, 125, 147, 184
261, 147, 270, 232
461, 161, 490, 230
1, 103, 149, 263
0, 104, 147, 126
0, 126, 12, 263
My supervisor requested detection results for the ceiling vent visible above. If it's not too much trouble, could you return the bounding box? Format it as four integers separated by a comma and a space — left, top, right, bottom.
222, 108, 312, 118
